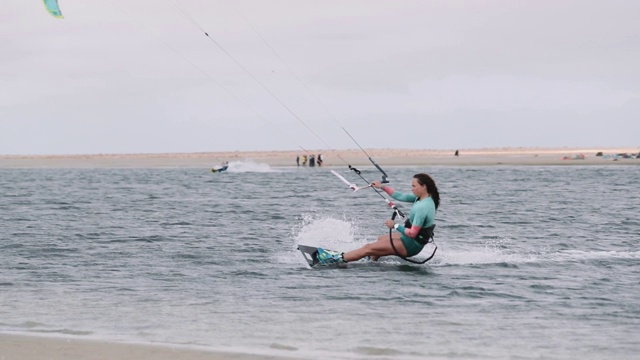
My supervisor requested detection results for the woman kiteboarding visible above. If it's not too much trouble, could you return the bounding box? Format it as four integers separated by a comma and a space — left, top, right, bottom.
315, 173, 440, 265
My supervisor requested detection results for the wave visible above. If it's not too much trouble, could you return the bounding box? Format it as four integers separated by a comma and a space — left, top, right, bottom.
435, 243, 640, 267
435, 243, 539, 266
547, 249, 640, 262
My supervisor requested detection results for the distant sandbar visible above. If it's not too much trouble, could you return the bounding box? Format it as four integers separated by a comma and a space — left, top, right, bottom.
1, 147, 638, 168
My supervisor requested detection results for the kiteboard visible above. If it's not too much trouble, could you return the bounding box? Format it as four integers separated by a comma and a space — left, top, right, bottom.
297, 245, 347, 269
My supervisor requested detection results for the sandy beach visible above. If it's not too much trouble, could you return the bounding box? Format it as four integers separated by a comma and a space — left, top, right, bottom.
0, 147, 638, 168
0, 333, 302, 360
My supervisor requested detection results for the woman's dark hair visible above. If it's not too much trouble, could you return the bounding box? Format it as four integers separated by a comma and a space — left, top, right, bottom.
414, 173, 440, 209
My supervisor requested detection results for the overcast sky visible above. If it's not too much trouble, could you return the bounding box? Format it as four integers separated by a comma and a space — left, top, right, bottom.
2, 0, 639, 155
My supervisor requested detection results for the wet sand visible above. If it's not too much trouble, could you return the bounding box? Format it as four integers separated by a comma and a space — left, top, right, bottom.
0, 333, 302, 360
0, 147, 638, 168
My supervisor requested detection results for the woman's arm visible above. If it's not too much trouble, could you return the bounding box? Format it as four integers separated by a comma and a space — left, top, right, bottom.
372, 181, 416, 202
382, 185, 417, 203
393, 223, 422, 238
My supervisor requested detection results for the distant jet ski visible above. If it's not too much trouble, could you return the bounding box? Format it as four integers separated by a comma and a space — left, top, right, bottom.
211, 162, 229, 173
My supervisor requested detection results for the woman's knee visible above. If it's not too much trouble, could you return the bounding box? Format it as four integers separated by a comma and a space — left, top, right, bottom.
362, 243, 375, 253
361, 243, 384, 256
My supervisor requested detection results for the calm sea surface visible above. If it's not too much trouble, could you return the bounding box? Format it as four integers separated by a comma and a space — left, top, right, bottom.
1, 163, 639, 359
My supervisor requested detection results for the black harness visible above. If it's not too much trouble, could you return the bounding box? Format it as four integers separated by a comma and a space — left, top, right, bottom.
389, 211, 438, 264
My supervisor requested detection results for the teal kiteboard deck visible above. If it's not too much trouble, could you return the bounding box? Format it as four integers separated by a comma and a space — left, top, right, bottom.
297, 245, 347, 269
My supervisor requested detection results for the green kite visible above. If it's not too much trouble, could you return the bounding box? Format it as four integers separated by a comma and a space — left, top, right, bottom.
43, 0, 63, 18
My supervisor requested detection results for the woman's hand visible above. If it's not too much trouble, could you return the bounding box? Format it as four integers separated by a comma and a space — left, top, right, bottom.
384, 219, 395, 229
371, 181, 383, 189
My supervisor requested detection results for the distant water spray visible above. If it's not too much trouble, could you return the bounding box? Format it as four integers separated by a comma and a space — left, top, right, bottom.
226, 160, 277, 173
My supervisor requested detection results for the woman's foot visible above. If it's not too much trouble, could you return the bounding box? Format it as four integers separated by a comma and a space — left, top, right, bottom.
315, 248, 345, 265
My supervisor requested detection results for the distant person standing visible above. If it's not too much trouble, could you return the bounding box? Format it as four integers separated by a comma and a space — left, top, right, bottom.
454, 150, 459, 157
296, 155, 300, 166
317, 154, 323, 166
302, 155, 308, 166
309, 155, 316, 167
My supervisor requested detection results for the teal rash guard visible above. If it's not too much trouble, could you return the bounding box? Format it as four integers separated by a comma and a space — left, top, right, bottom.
385, 187, 436, 257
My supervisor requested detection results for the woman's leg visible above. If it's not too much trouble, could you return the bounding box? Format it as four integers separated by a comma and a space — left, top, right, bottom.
342, 233, 407, 262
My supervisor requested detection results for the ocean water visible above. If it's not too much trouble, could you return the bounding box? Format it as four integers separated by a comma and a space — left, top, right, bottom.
1, 162, 639, 359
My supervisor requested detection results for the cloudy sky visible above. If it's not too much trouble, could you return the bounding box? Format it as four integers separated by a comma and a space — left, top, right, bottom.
2, 0, 639, 155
